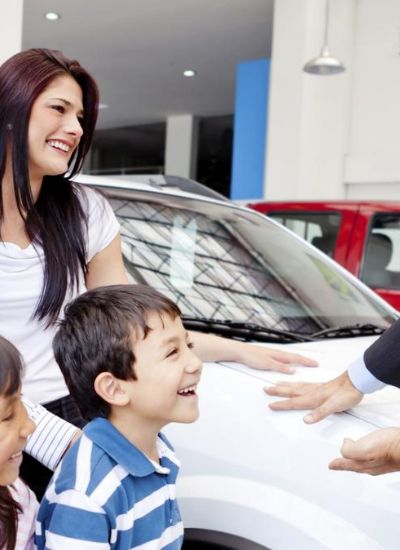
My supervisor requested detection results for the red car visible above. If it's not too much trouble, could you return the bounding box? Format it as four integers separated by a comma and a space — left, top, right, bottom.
248, 200, 400, 309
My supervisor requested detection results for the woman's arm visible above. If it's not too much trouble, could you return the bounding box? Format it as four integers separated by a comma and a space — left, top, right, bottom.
190, 331, 318, 373
23, 398, 80, 470
85, 234, 128, 289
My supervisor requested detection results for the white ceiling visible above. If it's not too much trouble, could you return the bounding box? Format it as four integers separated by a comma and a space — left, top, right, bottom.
22, 0, 274, 129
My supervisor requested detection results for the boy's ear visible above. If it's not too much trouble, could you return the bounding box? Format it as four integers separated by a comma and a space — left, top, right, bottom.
94, 372, 130, 407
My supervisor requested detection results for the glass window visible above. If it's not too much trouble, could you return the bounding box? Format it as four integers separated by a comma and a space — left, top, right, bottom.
268, 212, 341, 257
107, 192, 392, 335
361, 214, 400, 290
196, 115, 233, 198
88, 123, 166, 176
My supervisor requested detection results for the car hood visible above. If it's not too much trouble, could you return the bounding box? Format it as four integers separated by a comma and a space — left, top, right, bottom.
219, 336, 400, 429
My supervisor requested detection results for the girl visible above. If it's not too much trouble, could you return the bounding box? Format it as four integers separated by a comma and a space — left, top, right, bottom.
0, 335, 36, 550
0, 48, 316, 496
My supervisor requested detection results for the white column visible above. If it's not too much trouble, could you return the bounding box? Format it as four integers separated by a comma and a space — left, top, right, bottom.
344, 0, 400, 200
165, 115, 199, 179
0, 0, 23, 65
265, 0, 355, 200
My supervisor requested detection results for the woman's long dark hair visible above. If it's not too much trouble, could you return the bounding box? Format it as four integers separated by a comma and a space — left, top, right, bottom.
0, 48, 99, 325
0, 336, 23, 550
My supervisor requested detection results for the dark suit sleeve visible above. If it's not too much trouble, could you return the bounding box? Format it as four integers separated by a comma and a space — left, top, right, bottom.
364, 318, 400, 387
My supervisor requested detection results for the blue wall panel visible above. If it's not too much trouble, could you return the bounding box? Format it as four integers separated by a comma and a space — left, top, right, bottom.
231, 58, 270, 200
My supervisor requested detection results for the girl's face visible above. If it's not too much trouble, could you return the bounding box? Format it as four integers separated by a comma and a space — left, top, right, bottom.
27, 74, 84, 185
0, 391, 35, 485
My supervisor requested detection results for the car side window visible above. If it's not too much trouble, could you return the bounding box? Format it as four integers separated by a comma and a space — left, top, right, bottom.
361, 214, 400, 290
268, 212, 341, 257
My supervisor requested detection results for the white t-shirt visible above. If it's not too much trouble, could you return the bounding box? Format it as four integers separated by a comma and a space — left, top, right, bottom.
0, 185, 120, 404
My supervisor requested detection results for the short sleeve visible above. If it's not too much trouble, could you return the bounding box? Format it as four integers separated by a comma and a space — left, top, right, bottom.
76, 186, 120, 262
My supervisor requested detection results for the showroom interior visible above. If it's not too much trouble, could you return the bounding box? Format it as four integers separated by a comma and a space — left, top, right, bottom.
3, 2, 400, 550
5, 0, 398, 203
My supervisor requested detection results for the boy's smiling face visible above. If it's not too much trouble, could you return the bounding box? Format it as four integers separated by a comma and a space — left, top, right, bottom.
121, 312, 202, 431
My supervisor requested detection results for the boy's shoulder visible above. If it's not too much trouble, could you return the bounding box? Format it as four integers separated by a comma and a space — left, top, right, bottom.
36, 419, 184, 549
54, 418, 180, 497
49, 420, 124, 501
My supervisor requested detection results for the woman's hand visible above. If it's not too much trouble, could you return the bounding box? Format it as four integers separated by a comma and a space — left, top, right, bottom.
236, 343, 318, 374
190, 332, 318, 373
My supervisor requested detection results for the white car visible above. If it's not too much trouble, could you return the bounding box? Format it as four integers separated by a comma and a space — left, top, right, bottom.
80, 174, 400, 550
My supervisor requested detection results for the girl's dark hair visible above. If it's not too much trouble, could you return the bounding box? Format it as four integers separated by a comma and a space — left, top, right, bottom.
0, 336, 23, 550
0, 48, 99, 324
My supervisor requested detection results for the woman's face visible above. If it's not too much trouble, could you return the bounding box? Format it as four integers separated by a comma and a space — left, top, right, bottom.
27, 74, 84, 184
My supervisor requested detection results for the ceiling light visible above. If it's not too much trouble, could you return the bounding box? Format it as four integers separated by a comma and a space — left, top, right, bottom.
44, 12, 61, 21
303, 49, 345, 75
183, 70, 197, 78
99, 103, 109, 110
303, 0, 345, 75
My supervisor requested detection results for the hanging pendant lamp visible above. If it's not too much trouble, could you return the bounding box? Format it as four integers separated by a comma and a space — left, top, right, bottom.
303, 0, 345, 75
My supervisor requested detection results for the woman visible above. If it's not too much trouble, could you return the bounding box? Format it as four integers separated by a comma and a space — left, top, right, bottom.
0, 48, 316, 495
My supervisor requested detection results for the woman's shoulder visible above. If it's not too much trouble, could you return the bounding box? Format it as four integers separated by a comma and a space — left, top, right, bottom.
71, 180, 106, 206
70, 181, 120, 257
71, 181, 113, 221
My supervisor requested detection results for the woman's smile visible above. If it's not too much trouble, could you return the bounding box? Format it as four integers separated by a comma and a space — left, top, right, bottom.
27, 74, 84, 184
46, 139, 75, 154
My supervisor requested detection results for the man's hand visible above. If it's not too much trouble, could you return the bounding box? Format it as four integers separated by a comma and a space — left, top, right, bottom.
329, 427, 400, 475
264, 370, 363, 423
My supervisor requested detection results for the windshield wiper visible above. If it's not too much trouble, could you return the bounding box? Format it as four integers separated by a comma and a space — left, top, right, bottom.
311, 323, 386, 340
182, 316, 314, 343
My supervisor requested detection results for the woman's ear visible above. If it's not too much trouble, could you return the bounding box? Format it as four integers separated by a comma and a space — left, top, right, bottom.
94, 372, 130, 407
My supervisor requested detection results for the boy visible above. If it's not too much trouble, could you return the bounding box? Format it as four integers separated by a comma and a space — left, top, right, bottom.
35, 284, 202, 549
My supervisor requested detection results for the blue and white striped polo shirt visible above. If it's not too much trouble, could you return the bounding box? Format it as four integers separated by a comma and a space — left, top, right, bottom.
35, 417, 183, 549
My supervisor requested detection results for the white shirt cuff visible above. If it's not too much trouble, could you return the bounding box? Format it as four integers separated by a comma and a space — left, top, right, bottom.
348, 356, 386, 394
23, 397, 79, 471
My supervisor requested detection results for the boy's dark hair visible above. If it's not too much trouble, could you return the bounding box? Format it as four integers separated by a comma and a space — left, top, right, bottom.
53, 284, 181, 421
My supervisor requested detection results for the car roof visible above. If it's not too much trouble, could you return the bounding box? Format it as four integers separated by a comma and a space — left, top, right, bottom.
75, 173, 229, 202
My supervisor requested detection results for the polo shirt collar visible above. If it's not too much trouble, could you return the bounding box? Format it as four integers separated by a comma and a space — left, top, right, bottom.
84, 417, 172, 477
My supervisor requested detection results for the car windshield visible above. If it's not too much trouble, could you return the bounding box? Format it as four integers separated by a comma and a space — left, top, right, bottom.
105, 188, 395, 336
